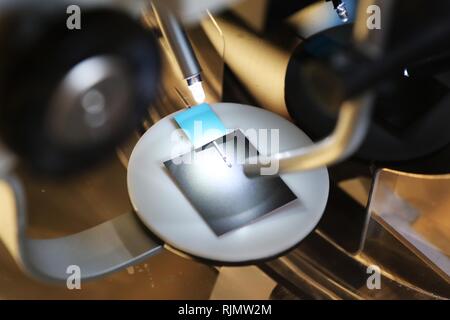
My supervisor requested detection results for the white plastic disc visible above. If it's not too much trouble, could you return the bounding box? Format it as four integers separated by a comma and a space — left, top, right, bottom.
127, 103, 329, 263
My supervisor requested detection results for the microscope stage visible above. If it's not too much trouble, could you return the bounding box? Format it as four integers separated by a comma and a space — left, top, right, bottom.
127, 103, 329, 263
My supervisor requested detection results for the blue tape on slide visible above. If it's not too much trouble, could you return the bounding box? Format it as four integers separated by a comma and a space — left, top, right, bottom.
174, 103, 227, 148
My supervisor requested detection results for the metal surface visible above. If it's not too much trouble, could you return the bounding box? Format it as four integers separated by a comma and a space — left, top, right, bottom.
152, 1, 202, 81
48, 56, 133, 148
0, 175, 163, 283
365, 169, 450, 282
202, 15, 292, 119
163, 130, 298, 236
245, 94, 374, 175
262, 169, 450, 300
262, 230, 449, 300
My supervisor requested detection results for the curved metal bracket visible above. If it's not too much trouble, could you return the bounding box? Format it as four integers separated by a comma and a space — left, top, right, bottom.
244, 93, 374, 175
0, 175, 163, 284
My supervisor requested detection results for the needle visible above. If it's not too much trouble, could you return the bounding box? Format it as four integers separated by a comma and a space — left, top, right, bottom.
212, 141, 232, 168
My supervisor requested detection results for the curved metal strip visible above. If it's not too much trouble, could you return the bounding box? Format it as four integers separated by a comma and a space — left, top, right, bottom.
244, 94, 374, 175
0, 176, 163, 283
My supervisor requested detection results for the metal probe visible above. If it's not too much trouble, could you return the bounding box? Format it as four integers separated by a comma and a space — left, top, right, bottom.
327, 0, 349, 23
152, 1, 206, 104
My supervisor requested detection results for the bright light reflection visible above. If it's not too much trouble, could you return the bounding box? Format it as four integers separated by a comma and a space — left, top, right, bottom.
188, 81, 206, 104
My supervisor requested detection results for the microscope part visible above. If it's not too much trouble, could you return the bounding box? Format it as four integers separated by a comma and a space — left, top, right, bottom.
152, 0, 204, 102
0, 6, 161, 175
173, 103, 227, 148
187, 75, 207, 104
164, 130, 298, 236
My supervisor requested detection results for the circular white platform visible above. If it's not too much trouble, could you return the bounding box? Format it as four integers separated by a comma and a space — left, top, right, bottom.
127, 103, 329, 263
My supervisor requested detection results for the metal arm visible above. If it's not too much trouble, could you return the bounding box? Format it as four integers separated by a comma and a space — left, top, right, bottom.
244, 94, 374, 175
0, 175, 162, 283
